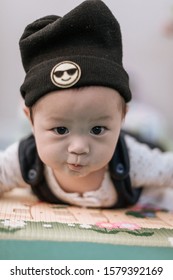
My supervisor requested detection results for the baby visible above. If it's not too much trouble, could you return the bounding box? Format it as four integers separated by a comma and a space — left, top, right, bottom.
1, 0, 173, 209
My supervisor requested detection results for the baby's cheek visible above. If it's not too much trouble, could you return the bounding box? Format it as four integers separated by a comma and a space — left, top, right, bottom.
37, 146, 49, 164
93, 144, 114, 165
39, 144, 64, 168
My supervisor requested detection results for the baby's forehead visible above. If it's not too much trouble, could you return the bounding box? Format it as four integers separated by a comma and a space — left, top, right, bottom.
35, 86, 121, 107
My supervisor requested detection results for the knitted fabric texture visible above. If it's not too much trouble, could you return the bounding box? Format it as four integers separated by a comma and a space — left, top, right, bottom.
19, 0, 131, 106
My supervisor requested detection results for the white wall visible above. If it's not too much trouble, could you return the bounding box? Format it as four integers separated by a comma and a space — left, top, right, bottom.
0, 0, 173, 147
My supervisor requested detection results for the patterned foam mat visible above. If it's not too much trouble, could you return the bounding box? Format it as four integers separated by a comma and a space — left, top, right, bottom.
0, 189, 173, 247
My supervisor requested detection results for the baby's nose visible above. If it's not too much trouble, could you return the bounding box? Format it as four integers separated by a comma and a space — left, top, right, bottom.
68, 139, 89, 155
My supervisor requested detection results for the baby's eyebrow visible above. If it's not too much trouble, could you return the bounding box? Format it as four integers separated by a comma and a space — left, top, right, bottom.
91, 115, 113, 121
46, 115, 113, 123
46, 116, 70, 123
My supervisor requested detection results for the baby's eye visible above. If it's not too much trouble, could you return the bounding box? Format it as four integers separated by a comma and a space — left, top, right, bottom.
53, 127, 69, 135
90, 126, 106, 135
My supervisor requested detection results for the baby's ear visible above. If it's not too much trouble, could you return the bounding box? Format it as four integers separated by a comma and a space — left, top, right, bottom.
23, 105, 33, 124
125, 104, 129, 115
23, 105, 30, 118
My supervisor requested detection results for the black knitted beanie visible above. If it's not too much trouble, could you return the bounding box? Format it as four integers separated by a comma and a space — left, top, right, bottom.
19, 0, 131, 107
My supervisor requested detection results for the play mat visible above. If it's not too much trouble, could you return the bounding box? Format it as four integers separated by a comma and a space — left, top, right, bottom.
0, 188, 173, 259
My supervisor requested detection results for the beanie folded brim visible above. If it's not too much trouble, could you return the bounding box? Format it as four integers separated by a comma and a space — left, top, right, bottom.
21, 55, 131, 107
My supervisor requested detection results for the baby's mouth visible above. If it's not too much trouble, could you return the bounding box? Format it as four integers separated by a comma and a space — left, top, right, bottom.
67, 163, 84, 171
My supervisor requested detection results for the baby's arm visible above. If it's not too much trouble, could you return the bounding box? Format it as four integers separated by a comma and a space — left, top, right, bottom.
0, 142, 29, 195
126, 134, 173, 189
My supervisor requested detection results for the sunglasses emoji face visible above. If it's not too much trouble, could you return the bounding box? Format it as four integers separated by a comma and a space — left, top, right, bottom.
51, 61, 81, 88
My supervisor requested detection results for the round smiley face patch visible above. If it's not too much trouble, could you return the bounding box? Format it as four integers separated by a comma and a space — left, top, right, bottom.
50, 61, 81, 88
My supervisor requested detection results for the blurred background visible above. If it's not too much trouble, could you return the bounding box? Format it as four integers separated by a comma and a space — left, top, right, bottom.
0, 0, 173, 149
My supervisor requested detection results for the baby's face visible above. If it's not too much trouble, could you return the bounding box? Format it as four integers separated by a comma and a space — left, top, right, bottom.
30, 86, 125, 179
